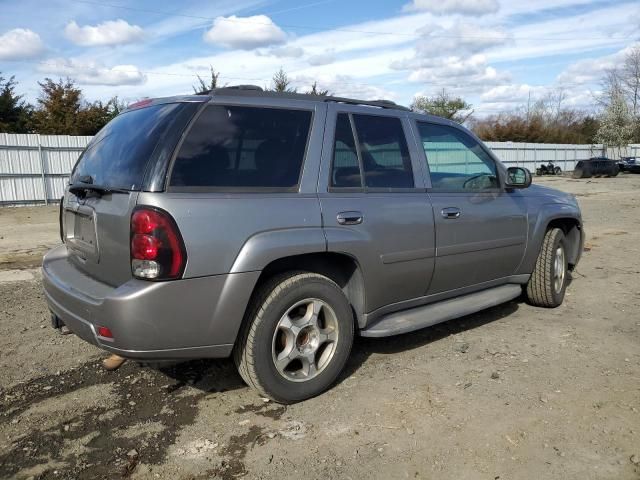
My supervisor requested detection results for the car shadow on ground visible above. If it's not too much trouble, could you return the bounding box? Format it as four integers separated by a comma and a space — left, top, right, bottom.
157, 299, 521, 396
338, 299, 521, 384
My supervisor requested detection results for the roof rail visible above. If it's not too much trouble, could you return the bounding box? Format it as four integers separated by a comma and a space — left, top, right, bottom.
205, 86, 410, 111
206, 85, 263, 94
323, 96, 410, 111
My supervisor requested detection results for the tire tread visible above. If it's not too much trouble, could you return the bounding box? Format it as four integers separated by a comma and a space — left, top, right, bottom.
233, 271, 348, 401
526, 228, 564, 307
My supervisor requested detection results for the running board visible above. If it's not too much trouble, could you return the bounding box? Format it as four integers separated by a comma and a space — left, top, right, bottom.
360, 284, 522, 338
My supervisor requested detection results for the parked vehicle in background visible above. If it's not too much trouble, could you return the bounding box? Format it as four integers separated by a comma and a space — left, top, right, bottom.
618, 156, 640, 173
572, 157, 620, 179
536, 161, 562, 176
42, 86, 585, 403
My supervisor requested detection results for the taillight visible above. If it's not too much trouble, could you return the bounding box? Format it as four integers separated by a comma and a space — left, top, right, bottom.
130, 207, 187, 280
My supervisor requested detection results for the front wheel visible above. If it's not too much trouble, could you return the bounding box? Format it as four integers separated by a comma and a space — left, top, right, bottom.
526, 228, 569, 307
234, 272, 354, 403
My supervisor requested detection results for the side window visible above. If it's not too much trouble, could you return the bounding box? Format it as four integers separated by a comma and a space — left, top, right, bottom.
417, 122, 499, 191
331, 113, 362, 188
352, 114, 414, 189
170, 105, 312, 189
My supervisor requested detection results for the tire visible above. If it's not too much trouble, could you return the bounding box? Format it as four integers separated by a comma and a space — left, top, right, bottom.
234, 271, 354, 403
526, 228, 569, 308
554, 166, 562, 175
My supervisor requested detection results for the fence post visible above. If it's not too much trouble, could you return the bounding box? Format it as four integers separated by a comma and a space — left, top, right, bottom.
37, 135, 48, 205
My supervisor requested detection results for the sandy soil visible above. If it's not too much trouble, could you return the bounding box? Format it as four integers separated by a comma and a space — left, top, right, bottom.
0, 175, 639, 480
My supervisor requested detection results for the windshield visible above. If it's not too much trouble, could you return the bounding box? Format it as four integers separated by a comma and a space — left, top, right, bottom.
71, 103, 185, 190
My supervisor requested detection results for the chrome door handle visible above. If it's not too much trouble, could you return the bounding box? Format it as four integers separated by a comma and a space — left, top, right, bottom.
441, 207, 461, 219
337, 211, 363, 225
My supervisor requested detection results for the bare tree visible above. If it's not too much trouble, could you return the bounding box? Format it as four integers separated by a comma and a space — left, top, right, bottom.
621, 46, 640, 116
306, 81, 330, 96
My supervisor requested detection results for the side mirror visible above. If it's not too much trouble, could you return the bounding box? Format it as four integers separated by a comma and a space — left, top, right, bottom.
505, 167, 532, 189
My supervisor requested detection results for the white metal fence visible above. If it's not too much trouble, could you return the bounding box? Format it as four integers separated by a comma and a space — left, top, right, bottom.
1, 133, 639, 206
0, 134, 92, 205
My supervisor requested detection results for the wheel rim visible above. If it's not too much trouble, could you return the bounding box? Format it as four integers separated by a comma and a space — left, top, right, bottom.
554, 245, 566, 294
271, 298, 339, 382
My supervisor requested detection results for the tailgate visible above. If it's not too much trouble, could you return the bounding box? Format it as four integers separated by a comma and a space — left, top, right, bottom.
63, 191, 139, 286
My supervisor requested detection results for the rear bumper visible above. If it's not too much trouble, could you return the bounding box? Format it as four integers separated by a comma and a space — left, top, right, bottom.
42, 245, 259, 360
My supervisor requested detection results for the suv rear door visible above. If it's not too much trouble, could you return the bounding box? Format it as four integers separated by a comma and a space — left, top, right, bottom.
318, 104, 435, 314
413, 119, 528, 294
63, 101, 199, 286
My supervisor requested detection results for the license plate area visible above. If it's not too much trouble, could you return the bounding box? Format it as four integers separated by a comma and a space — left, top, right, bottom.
65, 206, 99, 262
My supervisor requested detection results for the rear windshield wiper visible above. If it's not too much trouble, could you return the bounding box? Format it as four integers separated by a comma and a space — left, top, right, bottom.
69, 182, 130, 197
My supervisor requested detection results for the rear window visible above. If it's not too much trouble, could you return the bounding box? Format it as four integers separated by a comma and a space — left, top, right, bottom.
71, 103, 188, 190
169, 105, 312, 189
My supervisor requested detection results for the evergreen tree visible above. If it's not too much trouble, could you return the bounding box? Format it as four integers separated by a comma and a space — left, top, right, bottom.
0, 74, 32, 133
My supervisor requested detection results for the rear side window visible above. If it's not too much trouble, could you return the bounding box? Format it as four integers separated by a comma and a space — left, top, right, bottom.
330, 113, 414, 190
353, 114, 414, 189
331, 114, 361, 188
71, 103, 189, 190
170, 105, 312, 189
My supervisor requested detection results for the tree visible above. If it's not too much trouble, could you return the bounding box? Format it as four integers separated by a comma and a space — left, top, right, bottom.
270, 68, 296, 93
595, 90, 634, 158
410, 89, 473, 123
621, 46, 640, 117
306, 81, 329, 96
77, 100, 115, 136
31, 78, 83, 135
31, 78, 116, 135
192, 66, 220, 94
0, 74, 32, 133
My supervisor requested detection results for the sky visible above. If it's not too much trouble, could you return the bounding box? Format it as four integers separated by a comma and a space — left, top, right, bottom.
0, 0, 639, 116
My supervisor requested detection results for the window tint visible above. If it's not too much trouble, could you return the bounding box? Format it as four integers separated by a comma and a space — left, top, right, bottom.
352, 114, 414, 189
171, 105, 312, 189
331, 114, 362, 188
72, 103, 192, 190
417, 122, 499, 191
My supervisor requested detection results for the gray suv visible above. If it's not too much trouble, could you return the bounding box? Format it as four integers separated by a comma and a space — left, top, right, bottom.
43, 87, 584, 403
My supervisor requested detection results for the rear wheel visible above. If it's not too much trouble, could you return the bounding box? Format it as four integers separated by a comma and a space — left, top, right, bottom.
234, 272, 354, 403
526, 228, 568, 307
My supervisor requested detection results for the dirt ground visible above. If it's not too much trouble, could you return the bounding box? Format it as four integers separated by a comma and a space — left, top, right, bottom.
0, 175, 639, 480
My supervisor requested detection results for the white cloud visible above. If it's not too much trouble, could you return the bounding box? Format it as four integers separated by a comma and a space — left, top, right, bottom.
480, 84, 547, 103
557, 43, 640, 86
294, 74, 398, 100
408, 55, 510, 89
402, 0, 499, 15
64, 19, 145, 47
203, 15, 287, 50
308, 50, 335, 66
393, 21, 511, 70
38, 58, 146, 86
258, 45, 305, 58
0, 28, 45, 60
486, 3, 638, 64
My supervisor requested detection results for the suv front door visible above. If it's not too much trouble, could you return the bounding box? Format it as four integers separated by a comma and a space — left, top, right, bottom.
318, 105, 435, 315
414, 120, 528, 294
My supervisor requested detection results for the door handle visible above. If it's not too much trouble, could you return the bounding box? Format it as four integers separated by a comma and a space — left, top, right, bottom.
441, 207, 461, 219
337, 211, 363, 225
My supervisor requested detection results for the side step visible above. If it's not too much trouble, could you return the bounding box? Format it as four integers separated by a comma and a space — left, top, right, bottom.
360, 284, 522, 338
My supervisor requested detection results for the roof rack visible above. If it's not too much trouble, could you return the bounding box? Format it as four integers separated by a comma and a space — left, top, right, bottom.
322, 96, 410, 111
206, 86, 410, 111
